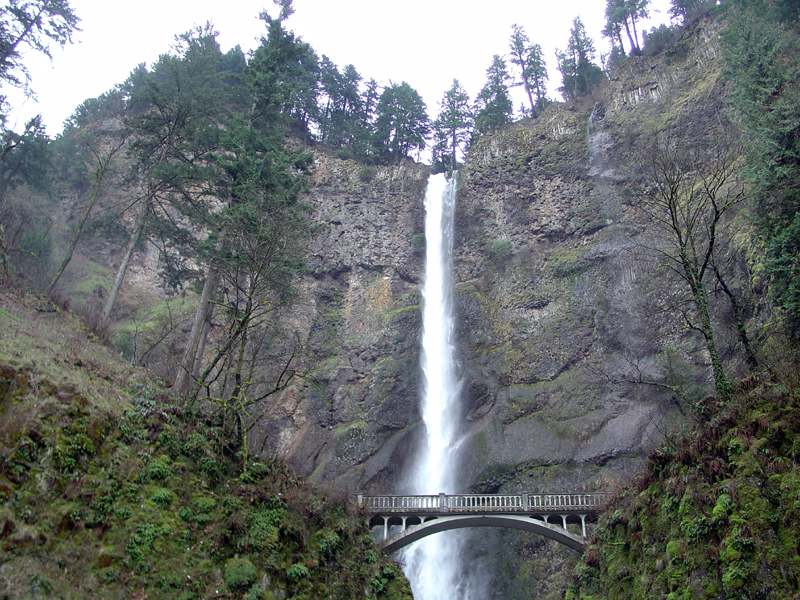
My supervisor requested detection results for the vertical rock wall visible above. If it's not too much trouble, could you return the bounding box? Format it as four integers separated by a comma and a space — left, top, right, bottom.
249, 17, 754, 599
249, 155, 431, 494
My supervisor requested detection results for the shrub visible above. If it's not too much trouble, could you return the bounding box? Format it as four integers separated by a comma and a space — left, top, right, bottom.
151, 488, 173, 507
147, 456, 172, 480
489, 239, 512, 262
286, 563, 309, 581
644, 24, 677, 54
127, 523, 158, 561
411, 233, 425, 254
358, 166, 376, 182
225, 557, 257, 589
240, 507, 283, 551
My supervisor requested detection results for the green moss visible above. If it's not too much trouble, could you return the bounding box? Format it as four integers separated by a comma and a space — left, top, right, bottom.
545, 247, 591, 279
411, 233, 425, 253
380, 304, 420, 323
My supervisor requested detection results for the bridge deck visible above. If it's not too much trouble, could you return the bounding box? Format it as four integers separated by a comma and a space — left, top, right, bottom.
359, 492, 608, 515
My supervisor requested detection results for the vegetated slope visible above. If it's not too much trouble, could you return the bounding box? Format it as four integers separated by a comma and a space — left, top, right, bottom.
0, 284, 411, 600
565, 364, 800, 600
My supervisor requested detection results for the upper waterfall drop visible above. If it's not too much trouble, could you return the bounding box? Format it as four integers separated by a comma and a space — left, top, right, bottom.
416, 171, 461, 496
403, 171, 466, 600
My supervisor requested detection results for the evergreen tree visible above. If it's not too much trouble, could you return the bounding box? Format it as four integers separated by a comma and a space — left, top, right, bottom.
0, 115, 50, 198
351, 77, 380, 157
318, 55, 343, 145
670, 0, 714, 22
248, 4, 319, 136
722, 3, 800, 316
317, 58, 363, 150
0, 0, 79, 275
102, 25, 228, 335
556, 17, 605, 101
604, 0, 649, 55
373, 82, 429, 162
0, 115, 52, 283
431, 79, 472, 171
508, 24, 548, 117
173, 2, 313, 398
0, 0, 80, 126
474, 55, 513, 135
124, 24, 227, 290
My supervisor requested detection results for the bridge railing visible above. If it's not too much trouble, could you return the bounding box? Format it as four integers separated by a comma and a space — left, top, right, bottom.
359, 492, 609, 514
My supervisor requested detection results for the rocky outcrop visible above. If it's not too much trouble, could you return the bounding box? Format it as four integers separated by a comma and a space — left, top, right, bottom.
246, 17, 755, 598
248, 155, 430, 493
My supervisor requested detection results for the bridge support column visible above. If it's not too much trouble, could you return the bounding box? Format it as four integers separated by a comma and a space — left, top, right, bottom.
560, 514, 568, 531
580, 514, 587, 538
383, 517, 388, 542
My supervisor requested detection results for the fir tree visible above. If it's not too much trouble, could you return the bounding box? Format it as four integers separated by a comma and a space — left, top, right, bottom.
508, 24, 548, 117
474, 55, 513, 136
431, 79, 472, 171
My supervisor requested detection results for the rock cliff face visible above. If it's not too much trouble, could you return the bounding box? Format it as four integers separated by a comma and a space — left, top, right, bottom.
264, 18, 732, 493
248, 17, 752, 597
248, 156, 430, 494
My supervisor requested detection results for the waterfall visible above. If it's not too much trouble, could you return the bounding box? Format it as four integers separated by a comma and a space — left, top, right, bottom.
403, 172, 464, 599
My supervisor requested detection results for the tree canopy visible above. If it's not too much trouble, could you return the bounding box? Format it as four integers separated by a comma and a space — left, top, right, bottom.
474, 55, 513, 136
0, 0, 80, 126
604, 0, 649, 55
556, 17, 605, 101
431, 79, 473, 171
508, 24, 548, 117
372, 81, 429, 162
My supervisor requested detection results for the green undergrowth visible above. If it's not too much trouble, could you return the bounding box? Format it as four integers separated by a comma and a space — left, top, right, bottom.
566, 371, 800, 599
0, 366, 411, 600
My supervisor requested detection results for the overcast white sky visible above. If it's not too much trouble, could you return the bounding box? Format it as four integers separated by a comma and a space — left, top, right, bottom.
5, 0, 673, 136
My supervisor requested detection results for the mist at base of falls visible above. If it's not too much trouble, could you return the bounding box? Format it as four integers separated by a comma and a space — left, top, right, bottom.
402, 172, 471, 600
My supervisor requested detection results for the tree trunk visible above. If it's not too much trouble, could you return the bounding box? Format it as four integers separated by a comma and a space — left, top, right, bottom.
191, 318, 212, 382
0, 219, 8, 284
524, 82, 536, 118
683, 256, 731, 400
100, 199, 147, 329
173, 266, 218, 397
623, 20, 637, 55
630, 16, 641, 52
713, 264, 758, 370
694, 289, 730, 399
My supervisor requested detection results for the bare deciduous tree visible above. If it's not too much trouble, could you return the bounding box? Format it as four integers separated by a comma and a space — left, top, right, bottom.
640, 122, 750, 400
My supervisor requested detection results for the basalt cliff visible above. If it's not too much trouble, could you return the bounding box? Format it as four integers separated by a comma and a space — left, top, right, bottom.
8, 15, 773, 599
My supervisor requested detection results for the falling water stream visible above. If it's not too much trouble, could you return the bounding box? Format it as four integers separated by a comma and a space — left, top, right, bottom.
403, 172, 465, 599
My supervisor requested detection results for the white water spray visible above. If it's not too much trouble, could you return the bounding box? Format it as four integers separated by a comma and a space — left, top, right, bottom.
404, 172, 464, 599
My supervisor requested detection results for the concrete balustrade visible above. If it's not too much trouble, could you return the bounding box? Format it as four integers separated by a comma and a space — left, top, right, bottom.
358, 492, 608, 514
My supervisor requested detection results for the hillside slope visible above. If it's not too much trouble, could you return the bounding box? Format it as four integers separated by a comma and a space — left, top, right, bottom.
566, 363, 800, 599
0, 283, 411, 600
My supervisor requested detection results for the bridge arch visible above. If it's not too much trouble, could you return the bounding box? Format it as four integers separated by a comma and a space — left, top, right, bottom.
377, 514, 585, 554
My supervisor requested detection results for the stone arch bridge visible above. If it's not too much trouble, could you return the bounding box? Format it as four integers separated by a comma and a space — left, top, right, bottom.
358, 492, 609, 554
